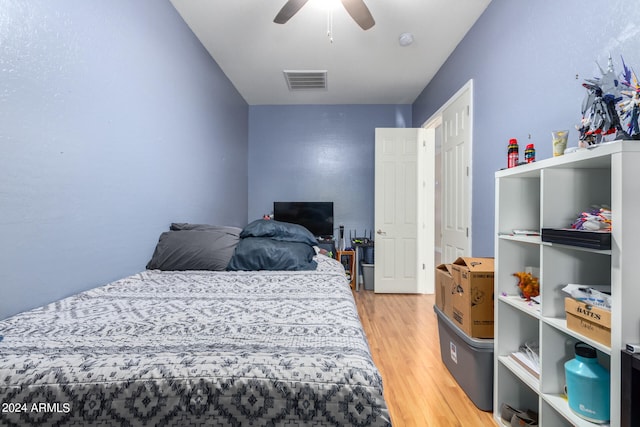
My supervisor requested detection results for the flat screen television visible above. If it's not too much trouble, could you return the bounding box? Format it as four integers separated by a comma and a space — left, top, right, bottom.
273, 202, 334, 239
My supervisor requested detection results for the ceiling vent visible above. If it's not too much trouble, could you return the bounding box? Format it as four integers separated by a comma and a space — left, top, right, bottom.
283, 70, 327, 91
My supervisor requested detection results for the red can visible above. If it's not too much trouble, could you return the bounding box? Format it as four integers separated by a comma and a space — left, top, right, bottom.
507, 138, 519, 168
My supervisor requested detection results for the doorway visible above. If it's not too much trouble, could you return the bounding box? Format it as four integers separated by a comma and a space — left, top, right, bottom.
423, 80, 473, 266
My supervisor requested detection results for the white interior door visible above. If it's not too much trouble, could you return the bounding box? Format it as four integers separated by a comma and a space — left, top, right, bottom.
441, 85, 471, 262
374, 128, 434, 293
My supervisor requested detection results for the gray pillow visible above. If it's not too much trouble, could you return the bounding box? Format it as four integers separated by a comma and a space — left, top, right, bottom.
170, 223, 242, 235
146, 230, 240, 271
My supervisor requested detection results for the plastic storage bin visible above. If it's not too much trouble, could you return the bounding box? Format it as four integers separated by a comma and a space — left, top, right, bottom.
361, 263, 374, 290
434, 305, 494, 411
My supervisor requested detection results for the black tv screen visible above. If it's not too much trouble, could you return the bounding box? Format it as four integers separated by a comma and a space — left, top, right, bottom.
273, 202, 334, 238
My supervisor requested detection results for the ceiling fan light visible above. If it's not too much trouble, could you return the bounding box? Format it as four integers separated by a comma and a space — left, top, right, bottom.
311, 0, 341, 11
399, 32, 414, 47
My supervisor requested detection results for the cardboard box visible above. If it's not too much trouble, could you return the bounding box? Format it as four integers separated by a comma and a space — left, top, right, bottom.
435, 264, 455, 319
565, 297, 611, 346
450, 257, 495, 339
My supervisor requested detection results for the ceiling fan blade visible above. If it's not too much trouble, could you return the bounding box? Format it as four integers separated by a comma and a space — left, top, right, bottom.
340, 0, 375, 30
274, 0, 310, 24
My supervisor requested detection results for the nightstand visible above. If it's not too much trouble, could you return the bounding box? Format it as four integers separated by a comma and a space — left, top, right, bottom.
337, 250, 356, 290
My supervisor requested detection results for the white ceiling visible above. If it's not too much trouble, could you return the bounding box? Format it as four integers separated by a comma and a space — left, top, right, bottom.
170, 0, 491, 105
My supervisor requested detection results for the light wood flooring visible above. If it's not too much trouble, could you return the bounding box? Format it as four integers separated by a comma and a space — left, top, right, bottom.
352, 290, 497, 427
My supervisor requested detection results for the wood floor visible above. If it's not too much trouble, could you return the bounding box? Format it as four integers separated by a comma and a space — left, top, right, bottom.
352, 290, 497, 427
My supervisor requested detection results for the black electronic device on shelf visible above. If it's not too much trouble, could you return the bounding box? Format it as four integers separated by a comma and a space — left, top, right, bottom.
541, 228, 611, 250
350, 229, 374, 247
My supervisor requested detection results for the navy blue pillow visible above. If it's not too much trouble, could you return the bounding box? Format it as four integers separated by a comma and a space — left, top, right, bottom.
226, 237, 317, 271
240, 219, 317, 246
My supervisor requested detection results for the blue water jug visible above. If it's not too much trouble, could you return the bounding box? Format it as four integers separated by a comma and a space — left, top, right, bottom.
564, 342, 610, 423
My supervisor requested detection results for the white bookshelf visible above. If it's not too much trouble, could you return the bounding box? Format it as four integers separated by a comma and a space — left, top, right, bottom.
493, 141, 640, 427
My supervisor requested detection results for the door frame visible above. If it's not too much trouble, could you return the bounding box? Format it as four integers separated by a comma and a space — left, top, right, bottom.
422, 79, 473, 261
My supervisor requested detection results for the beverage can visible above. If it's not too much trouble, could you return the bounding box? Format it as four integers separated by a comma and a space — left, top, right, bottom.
507, 138, 519, 168
525, 144, 535, 163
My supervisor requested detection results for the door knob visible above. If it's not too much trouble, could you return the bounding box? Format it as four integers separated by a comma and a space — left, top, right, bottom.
376, 229, 386, 235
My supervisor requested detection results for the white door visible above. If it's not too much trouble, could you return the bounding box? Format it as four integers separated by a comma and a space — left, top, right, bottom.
374, 128, 434, 293
441, 85, 471, 263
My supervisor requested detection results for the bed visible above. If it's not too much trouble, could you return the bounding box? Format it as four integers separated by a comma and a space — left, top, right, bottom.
0, 220, 391, 426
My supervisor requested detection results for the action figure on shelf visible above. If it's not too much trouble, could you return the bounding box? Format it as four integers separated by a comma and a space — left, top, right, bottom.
618, 56, 640, 139
577, 55, 623, 145
513, 271, 540, 301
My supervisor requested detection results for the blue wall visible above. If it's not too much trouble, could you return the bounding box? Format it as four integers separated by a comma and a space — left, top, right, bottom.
0, 1, 248, 319
413, 0, 640, 256
248, 105, 411, 239
6, 0, 639, 319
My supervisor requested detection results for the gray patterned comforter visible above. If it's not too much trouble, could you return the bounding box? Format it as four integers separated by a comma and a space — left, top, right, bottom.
0, 255, 391, 426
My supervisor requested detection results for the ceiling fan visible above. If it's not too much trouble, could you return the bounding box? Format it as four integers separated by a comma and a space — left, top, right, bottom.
274, 0, 375, 30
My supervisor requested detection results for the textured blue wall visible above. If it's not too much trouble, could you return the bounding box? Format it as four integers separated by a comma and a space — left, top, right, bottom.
413, 0, 640, 256
248, 105, 411, 239
0, 1, 248, 319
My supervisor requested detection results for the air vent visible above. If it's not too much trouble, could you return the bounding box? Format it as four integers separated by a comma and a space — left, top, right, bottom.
283, 70, 327, 90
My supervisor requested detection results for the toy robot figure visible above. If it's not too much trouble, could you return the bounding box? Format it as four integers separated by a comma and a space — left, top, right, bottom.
577, 55, 623, 145
618, 56, 640, 139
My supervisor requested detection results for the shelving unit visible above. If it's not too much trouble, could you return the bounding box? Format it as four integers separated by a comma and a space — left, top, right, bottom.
493, 141, 640, 427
